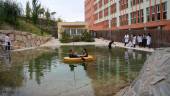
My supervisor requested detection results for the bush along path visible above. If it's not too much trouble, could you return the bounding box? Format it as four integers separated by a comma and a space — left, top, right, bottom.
60, 32, 95, 43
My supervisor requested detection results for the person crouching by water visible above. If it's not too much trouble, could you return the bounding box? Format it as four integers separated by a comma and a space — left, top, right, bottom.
108, 40, 115, 49
4, 33, 11, 51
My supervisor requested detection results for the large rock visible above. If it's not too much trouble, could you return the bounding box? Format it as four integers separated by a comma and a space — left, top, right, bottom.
115, 48, 170, 96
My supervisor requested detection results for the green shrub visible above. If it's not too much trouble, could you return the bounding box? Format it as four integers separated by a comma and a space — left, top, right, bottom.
60, 32, 95, 43
60, 32, 71, 43
81, 32, 94, 42
72, 35, 81, 42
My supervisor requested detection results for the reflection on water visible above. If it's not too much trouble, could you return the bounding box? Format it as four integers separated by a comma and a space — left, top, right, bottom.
0, 46, 150, 96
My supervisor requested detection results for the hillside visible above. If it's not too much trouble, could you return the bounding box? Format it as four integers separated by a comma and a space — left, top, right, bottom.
0, 19, 51, 36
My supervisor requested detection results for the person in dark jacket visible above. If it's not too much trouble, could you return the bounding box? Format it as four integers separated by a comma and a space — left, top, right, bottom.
68, 49, 79, 58
142, 34, 147, 47
108, 40, 114, 49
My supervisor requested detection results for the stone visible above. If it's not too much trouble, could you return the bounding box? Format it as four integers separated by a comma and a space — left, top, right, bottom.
115, 48, 170, 96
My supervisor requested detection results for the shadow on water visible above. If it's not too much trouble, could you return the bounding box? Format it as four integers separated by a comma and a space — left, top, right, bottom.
0, 46, 150, 96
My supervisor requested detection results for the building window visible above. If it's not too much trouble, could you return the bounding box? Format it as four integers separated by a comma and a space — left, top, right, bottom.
99, 11, 103, 19
131, 0, 143, 6
104, 8, 108, 17
131, 9, 143, 24
94, 4, 98, 11
146, 2, 167, 22
111, 3, 116, 14
119, 0, 128, 11
140, 9, 144, 23
112, 18, 117, 27
119, 14, 128, 26
94, 13, 98, 20
99, 0, 102, 8
163, 2, 167, 19
104, 0, 108, 5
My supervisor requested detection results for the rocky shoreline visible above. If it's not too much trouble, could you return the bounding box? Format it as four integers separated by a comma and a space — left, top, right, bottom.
115, 48, 170, 96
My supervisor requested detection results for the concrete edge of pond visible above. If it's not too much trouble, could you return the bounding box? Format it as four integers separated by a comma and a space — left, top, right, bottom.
10, 38, 154, 52
115, 48, 170, 96
12, 47, 37, 52
41, 38, 154, 52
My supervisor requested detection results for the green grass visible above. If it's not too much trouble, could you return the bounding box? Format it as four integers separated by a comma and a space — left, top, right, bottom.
17, 19, 50, 36
0, 19, 50, 36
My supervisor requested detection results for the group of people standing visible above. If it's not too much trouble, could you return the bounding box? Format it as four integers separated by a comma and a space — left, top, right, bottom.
124, 33, 152, 48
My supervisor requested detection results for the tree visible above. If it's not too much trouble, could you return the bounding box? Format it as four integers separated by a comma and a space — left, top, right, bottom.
0, 0, 4, 24
56, 18, 63, 22
39, 8, 45, 18
0, 0, 21, 25
32, 0, 41, 24
51, 12, 56, 16
26, 1, 31, 21
51, 12, 56, 20
45, 9, 51, 27
45, 9, 51, 21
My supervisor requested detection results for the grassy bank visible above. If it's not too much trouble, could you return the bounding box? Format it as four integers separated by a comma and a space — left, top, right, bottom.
0, 19, 50, 36
0, 0, 57, 37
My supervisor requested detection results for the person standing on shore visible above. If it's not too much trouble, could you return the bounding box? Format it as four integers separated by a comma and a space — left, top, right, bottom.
142, 34, 147, 47
124, 33, 129, 46
132, 35, 137, 48
137, 35, 142, 47
146, 33, 152, 48
4, 33, 11, 51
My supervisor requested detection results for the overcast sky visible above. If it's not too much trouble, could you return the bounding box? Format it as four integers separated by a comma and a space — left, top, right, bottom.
17, 0, 85, 22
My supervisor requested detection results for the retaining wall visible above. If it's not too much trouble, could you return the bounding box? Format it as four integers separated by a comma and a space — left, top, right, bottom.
0, 30, 51, 50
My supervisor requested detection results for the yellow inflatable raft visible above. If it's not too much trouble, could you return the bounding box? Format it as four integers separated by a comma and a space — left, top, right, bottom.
64, 55, 95, 63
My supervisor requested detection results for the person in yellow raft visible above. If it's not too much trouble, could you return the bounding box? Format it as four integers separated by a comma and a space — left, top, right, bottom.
79, 48, 88, 57
68, 49, 79, 58
68, 48, 88, 61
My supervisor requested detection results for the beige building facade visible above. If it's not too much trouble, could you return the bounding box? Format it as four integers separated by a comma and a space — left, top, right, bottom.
58, 22, 87, 39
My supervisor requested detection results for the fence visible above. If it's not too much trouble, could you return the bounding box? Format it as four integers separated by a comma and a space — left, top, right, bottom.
93, 30, 170, 48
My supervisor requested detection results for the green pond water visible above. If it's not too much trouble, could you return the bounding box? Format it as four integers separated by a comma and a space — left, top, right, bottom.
0, 46, 150, 96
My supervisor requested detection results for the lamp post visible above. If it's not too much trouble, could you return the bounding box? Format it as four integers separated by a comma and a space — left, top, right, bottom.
108, 0, 112, 40
108, 17, 112, 40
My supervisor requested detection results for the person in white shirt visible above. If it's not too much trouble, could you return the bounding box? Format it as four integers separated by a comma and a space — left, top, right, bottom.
124, 33, 129, 46
146, 33, 151, 48
127, 40, 133, 47
4, 33, 11, 51
137, 35, 142, 47
132, 35, 137, 47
